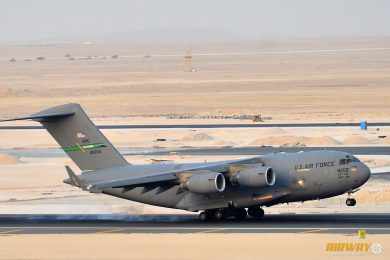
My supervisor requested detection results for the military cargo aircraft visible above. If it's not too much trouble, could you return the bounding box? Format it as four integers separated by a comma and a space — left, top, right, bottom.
0, 104, 372, 221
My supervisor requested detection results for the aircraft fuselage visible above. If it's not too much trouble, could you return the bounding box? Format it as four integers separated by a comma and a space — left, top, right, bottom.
102, 150, 370, 211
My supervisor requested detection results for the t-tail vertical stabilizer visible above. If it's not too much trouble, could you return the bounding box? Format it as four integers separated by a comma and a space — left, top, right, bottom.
0, 103, 128, 171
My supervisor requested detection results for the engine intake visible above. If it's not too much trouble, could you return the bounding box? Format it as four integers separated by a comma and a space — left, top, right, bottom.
229, 165, 276, 188
181, 170, 226, 194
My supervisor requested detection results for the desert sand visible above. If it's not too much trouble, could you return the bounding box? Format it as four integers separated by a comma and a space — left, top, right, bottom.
0, 153, 18, 164
1, 39, 390, 259
0, 124, 389, 149
0, 234, 388, 260
0, 38, 390, 122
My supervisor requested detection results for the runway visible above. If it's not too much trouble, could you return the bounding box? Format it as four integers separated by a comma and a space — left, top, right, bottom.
138, 146, 390, 156
3, 146, 390, 159
2, 122, 390, 130
0, 213, 389, 235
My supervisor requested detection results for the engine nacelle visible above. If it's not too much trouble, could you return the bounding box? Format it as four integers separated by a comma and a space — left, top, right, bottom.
182, 170, 226, 194
230, 165, 276, 188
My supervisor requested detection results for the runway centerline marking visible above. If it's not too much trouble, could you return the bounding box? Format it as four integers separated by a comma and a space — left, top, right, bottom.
96, 228, 126, 234
196, 228, 227, 234
300, 229, 325, 234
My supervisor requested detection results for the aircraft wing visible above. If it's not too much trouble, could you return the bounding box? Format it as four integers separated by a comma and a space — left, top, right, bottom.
64, 156, 262, 193
64, 166, 178, 192
85, 173, 178, 192
370, 166, 390, 178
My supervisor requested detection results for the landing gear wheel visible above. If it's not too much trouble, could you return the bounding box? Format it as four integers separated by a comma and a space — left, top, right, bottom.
199, 212, 207, 221
233, 208, 247, 221
248, 206, 265, 219
199, 209, 224, 221
213, 210, 223, 221
346, 198, 356, 207
200, 208, 247, 221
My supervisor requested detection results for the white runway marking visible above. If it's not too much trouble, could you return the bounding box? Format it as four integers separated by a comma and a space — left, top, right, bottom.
300, 229, 326, 234
96, 228, 127, 234
0, 229, 21, 234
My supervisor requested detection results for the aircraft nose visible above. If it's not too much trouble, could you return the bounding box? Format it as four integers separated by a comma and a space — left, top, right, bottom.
358, 162, 371, 183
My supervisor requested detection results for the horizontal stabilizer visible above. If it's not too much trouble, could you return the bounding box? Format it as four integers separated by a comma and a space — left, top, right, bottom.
0, 112, 74, 122
65, 166, 84, 188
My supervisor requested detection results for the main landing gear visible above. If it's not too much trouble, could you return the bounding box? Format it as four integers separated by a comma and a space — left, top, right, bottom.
247, 206, 265, 219
199, 206, 265, 221
199, 208, 247, 221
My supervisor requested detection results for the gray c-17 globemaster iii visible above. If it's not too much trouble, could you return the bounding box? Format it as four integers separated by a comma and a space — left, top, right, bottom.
0, 104, 372, 221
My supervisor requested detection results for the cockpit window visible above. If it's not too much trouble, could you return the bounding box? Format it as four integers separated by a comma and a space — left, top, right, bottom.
351, 156, 360, 162
339, 156, 359, 165
339, 159, 347, 165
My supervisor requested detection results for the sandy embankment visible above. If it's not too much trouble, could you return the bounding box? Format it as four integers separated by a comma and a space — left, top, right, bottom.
0, 153, 19, 165
0, 126, 385, 149
0, 234, 387, 260
250, 135, 340, 146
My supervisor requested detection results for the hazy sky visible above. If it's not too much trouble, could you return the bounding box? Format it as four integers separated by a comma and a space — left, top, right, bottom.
1, 0, 389, 43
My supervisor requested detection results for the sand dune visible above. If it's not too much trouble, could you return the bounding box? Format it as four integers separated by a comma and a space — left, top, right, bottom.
181, 132, 215, 142
342, 135, 371, 145
255, 127, 286, 135
0, 153, 19, 165
361, 158, 390, 168
379, 137, 390, 145
213, 140, 236, 146
356, 187, 390, 204
250, 135, 340, 146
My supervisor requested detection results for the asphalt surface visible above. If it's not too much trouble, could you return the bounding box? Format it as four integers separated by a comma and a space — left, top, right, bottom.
0, 213, 389, 234
2, 146, 390, 159
1, 122, 390, 130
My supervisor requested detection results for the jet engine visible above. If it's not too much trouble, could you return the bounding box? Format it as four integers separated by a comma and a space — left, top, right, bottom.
181, 170, 226, 194
229, 164, 276, 188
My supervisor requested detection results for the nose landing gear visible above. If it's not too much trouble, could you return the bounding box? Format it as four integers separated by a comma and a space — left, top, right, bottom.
346, 190, 357, 207
346, 198, 356, 206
